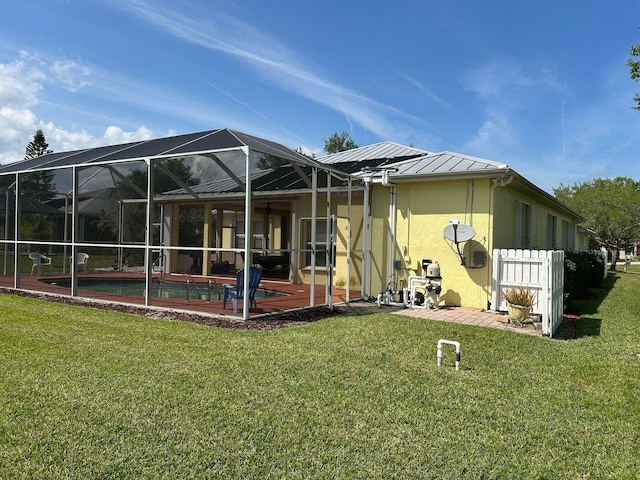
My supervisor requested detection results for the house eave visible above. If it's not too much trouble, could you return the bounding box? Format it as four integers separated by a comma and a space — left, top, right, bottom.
365, 167, 584, 223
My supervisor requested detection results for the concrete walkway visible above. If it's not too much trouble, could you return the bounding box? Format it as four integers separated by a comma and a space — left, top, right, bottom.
395, 306, 545, 336
364, 304, 545, 336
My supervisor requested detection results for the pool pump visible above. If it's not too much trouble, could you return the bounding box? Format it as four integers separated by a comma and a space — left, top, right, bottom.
404, 259, 442, 309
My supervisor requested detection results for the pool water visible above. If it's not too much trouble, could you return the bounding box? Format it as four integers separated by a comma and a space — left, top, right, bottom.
45, 278, 285, 300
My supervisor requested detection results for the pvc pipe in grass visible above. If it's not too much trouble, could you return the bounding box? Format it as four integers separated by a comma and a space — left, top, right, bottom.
437, 339, 461, 370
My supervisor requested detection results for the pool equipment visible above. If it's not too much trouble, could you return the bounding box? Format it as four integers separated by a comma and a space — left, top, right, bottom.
404, 259, 442, 309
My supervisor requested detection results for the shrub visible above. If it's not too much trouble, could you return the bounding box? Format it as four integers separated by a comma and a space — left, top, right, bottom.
564, 251, 604, 308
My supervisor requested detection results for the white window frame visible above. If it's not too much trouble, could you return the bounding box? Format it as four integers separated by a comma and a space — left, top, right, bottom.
515, 200, 531, 249
299, 217, 332, 269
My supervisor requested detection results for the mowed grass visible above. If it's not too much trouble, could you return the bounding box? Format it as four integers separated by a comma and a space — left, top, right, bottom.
0, 273, 639, 479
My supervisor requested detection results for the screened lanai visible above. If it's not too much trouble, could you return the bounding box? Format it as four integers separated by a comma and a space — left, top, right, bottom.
0, 128, 364, 319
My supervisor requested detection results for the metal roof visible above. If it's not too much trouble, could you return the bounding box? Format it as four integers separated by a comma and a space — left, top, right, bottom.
0, 128, 320, 174
391, 151, 509, 177
385, 151, 583, 221
316, 141, 428, 165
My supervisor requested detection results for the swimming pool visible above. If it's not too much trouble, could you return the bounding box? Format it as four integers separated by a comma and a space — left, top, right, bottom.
44, 277, 285, 300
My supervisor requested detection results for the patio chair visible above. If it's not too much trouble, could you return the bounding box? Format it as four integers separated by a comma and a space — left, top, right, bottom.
222, 266, 263, 313
29, 252, 52, 276
72, 252, 89, 273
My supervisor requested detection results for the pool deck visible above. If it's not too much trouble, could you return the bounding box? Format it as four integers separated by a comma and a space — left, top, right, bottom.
0, 271, 550, 337
0, 271, 358, 318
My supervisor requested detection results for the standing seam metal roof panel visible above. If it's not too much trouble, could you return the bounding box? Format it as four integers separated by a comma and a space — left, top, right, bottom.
317, 141, 428, 165
393, 152, 509, 177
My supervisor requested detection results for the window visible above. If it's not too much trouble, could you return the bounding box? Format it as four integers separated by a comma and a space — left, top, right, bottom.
562, 220, 575, 250
235, 216, 264, 250
300, 218, 335, 268
515, 200, 531, 249
547, 214, 557, 249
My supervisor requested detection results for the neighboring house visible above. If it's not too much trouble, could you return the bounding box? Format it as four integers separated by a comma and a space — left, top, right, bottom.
0, 193, 64, 241
316, 145, 584, 310
46, 187, 119, 242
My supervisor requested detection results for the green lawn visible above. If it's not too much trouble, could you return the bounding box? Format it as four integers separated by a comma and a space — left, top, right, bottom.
0, 273, 639, 479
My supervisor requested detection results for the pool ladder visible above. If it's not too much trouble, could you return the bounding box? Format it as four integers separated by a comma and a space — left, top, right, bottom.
185, 276, 219, 302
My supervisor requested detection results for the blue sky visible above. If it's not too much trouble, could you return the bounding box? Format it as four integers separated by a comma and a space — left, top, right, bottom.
1, 0, 639, 193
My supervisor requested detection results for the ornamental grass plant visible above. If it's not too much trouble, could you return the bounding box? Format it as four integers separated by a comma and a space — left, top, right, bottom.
503, 286, 536, 307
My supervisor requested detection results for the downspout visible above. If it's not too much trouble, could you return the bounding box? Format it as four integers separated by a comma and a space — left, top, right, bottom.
488, 172, 512, 309
382, 170, 397, 294
361, 176, 371, 298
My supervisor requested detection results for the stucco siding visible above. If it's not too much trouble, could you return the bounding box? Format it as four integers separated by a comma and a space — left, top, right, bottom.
491, 184, 580, 250
294, 193, 364, 289
370, 178, 493, 309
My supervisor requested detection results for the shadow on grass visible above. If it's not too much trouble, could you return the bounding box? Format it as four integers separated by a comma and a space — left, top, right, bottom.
569, 273, 618, 316
575, 317, 602, 338
559, 273, 617, 340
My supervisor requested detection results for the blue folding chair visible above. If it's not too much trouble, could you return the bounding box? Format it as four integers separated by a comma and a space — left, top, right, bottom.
222, 266, 263, 313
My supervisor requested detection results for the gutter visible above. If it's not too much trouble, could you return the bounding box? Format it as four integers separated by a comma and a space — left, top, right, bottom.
384, 168, 584, 223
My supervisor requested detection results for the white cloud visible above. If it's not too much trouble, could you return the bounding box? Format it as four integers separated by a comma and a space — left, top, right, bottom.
0, 56, 44, 108
0, 107, 38, 164
0, 57, 44, 163
103, 125, 154, 145
401, 73, 450, 108
50, 60, 91, 92
0, 54, 159, 165
462, 58, 560, 101
108, 0, 418, 141
463, 113, 519, 156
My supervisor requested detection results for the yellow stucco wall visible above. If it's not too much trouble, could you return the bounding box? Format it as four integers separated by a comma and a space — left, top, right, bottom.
492, 184, 580, 250
370, 178, 493, 309
294, 193, 364, 290
369, 177, 581, 309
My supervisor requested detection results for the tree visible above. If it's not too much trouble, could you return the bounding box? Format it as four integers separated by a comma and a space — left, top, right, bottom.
255, 148, 315, 170
628, 40, 640, 110
554, 177, 640, 269
22, 129, 56, 202
25, 129, 52, 158
255, 154, 289, 170
323, 131, 358, 154
21, 212, 54, 241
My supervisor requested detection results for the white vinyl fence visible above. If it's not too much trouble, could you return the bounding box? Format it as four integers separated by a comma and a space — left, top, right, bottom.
491, 249, 565, 337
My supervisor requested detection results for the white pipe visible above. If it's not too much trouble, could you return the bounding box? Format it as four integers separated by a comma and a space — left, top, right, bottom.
388, 184, 397, 290
437, 339, 461, 370
361, 177, 371, 298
